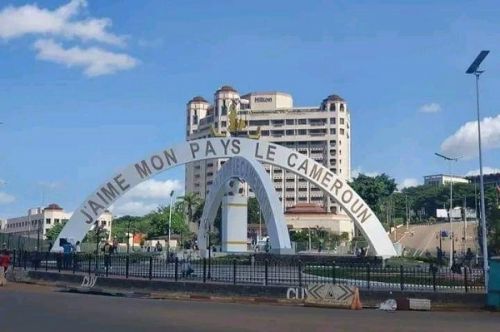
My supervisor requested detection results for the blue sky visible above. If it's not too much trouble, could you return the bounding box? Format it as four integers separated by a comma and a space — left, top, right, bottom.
0, 0, 499, 218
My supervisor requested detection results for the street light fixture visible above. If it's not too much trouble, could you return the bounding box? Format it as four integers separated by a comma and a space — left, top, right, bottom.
435, 152, 459, 268
466, 50, 490, 288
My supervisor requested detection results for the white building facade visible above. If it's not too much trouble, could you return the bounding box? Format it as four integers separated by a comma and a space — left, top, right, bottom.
424, 174, 470, 186
0, 203, 113, 240
185, 86, 352, 216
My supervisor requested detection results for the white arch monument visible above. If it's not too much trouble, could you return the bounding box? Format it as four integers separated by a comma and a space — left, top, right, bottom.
197, 156, 291, 254
53, 138, 397, 258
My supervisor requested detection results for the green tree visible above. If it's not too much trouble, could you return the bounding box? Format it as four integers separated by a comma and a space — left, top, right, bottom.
247, 197, 260, 224
488, 207, 500, 254
179, 192, 203, 224
349, 173, 397, 221
45, 222, 66, 242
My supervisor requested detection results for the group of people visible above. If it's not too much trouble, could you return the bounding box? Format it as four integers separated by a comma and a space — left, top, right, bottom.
435, 246, 475, 274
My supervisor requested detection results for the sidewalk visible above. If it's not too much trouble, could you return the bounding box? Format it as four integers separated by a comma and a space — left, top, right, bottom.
8, 268, 487, 311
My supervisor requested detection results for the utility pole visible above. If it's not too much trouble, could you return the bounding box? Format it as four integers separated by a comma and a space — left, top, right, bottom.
466, 50, 490, 288
168, 190, 174, 254
463, 196, 467, 254
435, 152, 459, 268
405, 193, 410, 231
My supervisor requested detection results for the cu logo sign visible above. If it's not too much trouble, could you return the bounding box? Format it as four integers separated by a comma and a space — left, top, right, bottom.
81, 275, 98, 288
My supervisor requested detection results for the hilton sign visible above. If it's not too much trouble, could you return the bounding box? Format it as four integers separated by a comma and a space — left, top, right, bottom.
54, 138, 397, 258
254, 96, 272, 103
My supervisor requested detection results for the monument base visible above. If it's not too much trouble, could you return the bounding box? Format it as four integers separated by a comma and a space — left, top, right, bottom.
221, 195, 248, 253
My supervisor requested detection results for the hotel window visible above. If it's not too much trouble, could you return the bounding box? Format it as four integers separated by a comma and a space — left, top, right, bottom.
340, 118, 344, 125
221, 121, 227, 127
330, 118, 336, 124
329, 103, 336, 111
101, 220, 107, 226
330, 128, 336, 134
46, 218, 51, 225
298, 129, 307, 135
54, 219, 60, 224
340, 128, 345, 135
286, 119, 294, 125
286, 130, 294, 135
298, 119, 307, 125
340, 104, 345, 112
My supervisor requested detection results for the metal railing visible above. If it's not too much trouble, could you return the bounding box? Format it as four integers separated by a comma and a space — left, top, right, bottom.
9, 250, 485, 293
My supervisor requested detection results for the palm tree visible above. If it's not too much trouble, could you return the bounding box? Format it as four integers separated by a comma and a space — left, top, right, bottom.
179, 192, 203, 225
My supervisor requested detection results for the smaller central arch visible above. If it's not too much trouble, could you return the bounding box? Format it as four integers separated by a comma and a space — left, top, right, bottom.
197, 156, 292, 255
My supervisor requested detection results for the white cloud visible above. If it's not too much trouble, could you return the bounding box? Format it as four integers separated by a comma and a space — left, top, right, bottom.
0, 0, 124, 45
34, 39, 138, 77
466, 167, 500, 176
0, 1, 137, 76
111, 201, 159, 217
398, 178, 420, 190
441, 115, 500, 159
110, 179, 184, 217
351, 167, 379, 179
0, 192, 15, 205
419, 103, 441, 113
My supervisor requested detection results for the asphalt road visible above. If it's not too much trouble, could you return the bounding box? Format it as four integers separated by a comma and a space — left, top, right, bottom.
393, 222, 479, 257
1, 283, 499, 332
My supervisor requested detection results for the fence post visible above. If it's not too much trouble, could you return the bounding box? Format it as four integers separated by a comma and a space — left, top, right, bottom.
45, 252, 49, 271
12, 250, 16, 271
23, 251, 27, 270
298, 260, 303, 288
174, 257, 178, 281
432, 265, 437, 292
367, 263, 371, 289
203, 258, 207, 283
233, 258, 237, 285
88, 254, 91, 276
58, 254, 61, 273
464, 267, 469, 293
400, 265, 404, 291
125, 255, 129, 279
34, 252, 38, 271
264, 259, 269, 286
73, 253, 76, 274
332, 262, 336, 285
149, 256, 153, 280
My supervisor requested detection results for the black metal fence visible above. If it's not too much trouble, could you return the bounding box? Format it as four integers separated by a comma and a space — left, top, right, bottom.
10, 251, 485, 293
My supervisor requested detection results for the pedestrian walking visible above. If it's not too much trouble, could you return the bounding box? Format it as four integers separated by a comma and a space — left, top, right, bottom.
102, 242, 112, 271
0, 243, 11, 286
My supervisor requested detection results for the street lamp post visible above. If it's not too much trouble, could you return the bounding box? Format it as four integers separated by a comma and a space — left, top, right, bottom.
435, 152, 458, 268
168, 190, 174, 254
127, 218, 131, 254
466, 50, 490, 288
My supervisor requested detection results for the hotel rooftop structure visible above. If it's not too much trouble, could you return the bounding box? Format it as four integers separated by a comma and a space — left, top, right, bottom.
185, 85, 352, 217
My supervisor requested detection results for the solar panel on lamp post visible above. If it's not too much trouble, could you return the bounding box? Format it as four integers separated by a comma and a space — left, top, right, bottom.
466, 50, 490, 289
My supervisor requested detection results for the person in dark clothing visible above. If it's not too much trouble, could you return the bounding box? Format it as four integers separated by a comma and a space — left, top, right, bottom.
102, 242, 112, 270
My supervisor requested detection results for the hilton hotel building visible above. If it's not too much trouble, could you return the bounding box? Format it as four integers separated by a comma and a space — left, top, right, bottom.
185, 85, 351, 215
